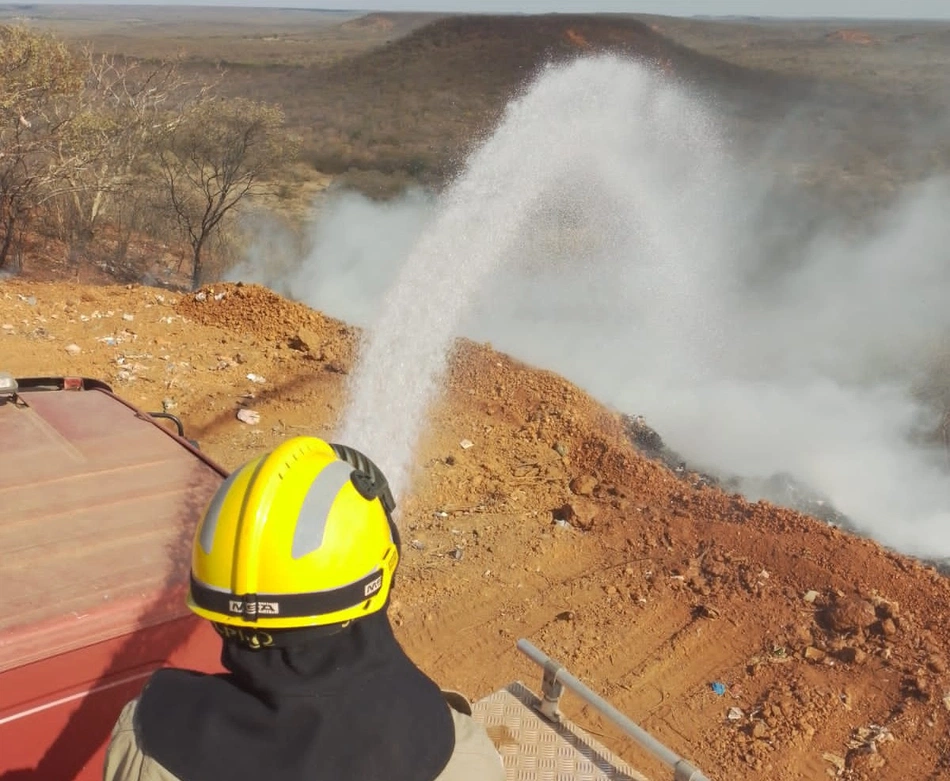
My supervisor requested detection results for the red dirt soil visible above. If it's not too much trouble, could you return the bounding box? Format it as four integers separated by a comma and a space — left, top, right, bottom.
2, 279, 948, 781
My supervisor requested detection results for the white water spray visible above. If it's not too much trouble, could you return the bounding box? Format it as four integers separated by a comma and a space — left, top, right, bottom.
337, 56, 723, 500
235, 55, 950, 560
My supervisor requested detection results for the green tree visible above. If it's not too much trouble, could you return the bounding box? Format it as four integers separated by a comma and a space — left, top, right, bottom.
157, 97, 296, 288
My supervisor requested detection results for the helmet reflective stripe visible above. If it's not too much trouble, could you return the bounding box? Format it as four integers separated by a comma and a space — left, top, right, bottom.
198, 466, 246, 555
292, 459, 354, 559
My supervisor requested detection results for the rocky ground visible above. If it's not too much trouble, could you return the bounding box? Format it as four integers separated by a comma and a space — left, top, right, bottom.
2, 278, 949, 781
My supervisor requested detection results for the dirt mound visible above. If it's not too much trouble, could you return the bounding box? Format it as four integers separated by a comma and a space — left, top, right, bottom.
323, 13, 809, 99
176, 282, 357, 356
3, 276, 949, 781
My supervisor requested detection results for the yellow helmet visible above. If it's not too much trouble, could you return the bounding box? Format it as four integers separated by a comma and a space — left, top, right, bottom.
187, 436, 400, 630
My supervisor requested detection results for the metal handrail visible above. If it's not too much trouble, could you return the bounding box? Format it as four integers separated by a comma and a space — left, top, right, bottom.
517, 638, 712, 781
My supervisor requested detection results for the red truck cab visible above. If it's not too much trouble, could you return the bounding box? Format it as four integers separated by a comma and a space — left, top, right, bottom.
0, 376, 227, 780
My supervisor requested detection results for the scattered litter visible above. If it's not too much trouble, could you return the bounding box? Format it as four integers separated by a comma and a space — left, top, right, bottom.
1, 324, 13, 332
236, 409, 260, 425
449, 547, 464, 561
804, 590, 820, 603
122, 313, 134, 321
434, 511, 448, 518
162, 398, 177, 412
410, 539, 425, 551
214, 291, 227, 301
727, 707, 744, 721
554, 518, 572, 529
65, 344, 82, 356
17, 294, 37, 306
155, 294, 165, 303
194, 291, 207, 302
847, 724, 894, 751
116, 370, 133, 382
710, 682, 727, 696
97, 336, 119, 346
459, 439, 474, 449
246, 373, 266, 384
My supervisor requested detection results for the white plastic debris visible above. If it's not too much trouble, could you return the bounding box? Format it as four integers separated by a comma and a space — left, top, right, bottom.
195, 291, 207, 302
237, 409, 260, 425
803, 590, 820, 604
727, 707, 744, 721
246, 373, 266, 384
459, 439, 474, 449
122, 313, 134, 321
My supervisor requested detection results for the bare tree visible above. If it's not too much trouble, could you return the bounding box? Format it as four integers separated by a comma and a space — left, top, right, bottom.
157, 97, 296, 288
54, 53, 216, 243
0, 25, 83, 269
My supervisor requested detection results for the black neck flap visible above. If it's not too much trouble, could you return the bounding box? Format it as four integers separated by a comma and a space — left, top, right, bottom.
135, 610, 455, 781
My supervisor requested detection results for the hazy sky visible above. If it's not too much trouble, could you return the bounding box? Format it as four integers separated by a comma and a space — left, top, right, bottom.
18, 0, 950, 20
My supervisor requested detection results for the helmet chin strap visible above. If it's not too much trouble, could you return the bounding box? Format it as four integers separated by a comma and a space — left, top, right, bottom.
329, 442, 401, 550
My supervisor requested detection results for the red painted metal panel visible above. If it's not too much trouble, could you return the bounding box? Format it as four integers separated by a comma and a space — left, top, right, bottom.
0, 380, 230, 780
0, 616, 224, 781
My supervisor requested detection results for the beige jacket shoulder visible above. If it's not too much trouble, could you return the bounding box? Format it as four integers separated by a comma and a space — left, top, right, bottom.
103, 695, 505, 781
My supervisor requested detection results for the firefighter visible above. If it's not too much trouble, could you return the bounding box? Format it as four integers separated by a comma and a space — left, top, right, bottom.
104, 436, 504, 781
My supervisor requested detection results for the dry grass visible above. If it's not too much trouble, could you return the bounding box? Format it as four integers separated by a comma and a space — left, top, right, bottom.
9, 7, 949, 201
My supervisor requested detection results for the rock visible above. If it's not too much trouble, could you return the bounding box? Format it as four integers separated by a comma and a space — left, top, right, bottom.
846, 748, 885, 772
553, 441, 568, 457
880, 618, 898, 637
793, 625, 814, 646
804, 646, 827, 662
65, 343, 82, 356
751, 721, 768, 739
803, 590, 820, 604
837, 646, 868, 665
927, 654, 947, 674
288, 327, 323, 354
555, 610, 575, 622
569, 474, 598, 496
822, 753, 847, 773
824, 595, 876, 635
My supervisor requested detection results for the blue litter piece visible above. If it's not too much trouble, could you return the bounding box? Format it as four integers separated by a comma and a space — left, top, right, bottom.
710, 682, 727, 696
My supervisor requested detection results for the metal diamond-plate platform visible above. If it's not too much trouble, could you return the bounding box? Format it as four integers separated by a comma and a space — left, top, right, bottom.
472, 682, 651, 781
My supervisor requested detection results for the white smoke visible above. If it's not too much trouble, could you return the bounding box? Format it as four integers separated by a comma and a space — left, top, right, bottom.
233, 55, 950, 560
